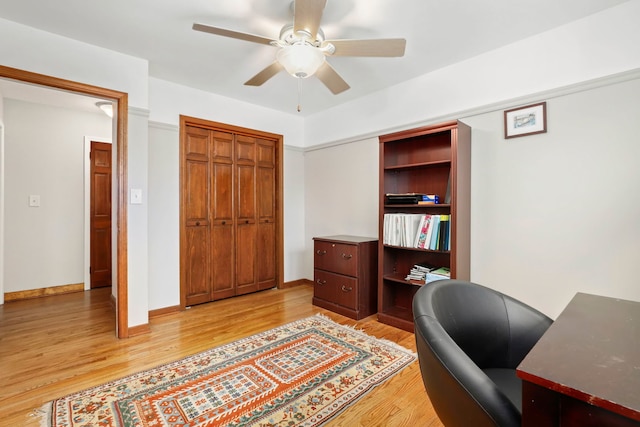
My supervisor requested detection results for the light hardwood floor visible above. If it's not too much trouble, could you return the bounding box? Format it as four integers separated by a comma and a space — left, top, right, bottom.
0, 285, 444, 426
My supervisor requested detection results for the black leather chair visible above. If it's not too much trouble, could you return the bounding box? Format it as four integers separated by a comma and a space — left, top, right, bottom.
413, 280, 552, 427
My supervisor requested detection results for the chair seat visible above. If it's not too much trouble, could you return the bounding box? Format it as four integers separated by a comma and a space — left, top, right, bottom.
483, 368, 522, 412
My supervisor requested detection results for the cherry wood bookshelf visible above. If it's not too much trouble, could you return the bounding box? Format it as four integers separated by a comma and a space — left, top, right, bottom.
377, 121, 471, 332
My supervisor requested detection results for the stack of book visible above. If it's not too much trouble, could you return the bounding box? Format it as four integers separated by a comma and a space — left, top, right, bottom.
405, 263, 436, 282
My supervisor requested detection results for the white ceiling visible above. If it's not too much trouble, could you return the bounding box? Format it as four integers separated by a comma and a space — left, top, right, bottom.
0, 0, 630, 115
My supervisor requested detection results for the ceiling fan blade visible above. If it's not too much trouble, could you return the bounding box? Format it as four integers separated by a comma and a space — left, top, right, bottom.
323, 38, 406, 57
315, 62, 350, 95
193, 23, 274, 46
244, 62, 284, 86
293, 0, 327, 39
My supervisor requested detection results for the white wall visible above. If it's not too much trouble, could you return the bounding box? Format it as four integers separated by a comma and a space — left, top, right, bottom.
0, 95, 4, 304
303, 137, 379, 275
3, 99, 111, 292
464, 77, 640, 318
283, 146, 307, 282
303, 1, 640, 148
147, 122, 180, 310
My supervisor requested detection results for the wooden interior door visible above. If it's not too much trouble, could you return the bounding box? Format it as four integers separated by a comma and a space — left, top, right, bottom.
90, 141, 112, 289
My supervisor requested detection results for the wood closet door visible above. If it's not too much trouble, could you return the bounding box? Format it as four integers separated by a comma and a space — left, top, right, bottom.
210, 131, 236, 300
181, 116, 281, 308
256, 138, 276, 290
235, 135, 258, 295
183, 126, 212, 306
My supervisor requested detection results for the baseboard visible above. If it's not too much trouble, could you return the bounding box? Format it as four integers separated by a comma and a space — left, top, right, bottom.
4, 283, 84, 302
127, 323, 151, 337
281, 279, 313, 288
149, 305, 182, 318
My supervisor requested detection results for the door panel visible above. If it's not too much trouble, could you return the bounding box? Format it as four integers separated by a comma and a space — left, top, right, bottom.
184, 160, 209, 226
211, 223, 235, 300
236, 164, 256, 221
236, 222, 257, 295
185, 226, 211, 306
257, 220, 276, 290
211, 162, 233, 221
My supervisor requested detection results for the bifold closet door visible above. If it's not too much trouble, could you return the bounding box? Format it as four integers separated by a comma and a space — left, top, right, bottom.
210, 131, 235, 300
257, 138, 276, 290
235, 135, 258, 295
182, 118, 280, 307
183, 126, 212, 306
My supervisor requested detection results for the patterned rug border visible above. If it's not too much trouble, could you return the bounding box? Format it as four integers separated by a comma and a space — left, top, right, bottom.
35, 313, 417, 427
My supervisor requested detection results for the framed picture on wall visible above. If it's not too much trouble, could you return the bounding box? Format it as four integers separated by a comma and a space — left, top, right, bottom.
504, 102, 547, 139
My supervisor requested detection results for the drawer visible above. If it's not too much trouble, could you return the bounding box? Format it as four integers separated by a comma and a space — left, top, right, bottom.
314, 240, 358, 277
313, 269, 357, 310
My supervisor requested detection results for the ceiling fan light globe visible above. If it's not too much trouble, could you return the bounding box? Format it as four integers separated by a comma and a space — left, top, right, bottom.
277, 44, 325, 79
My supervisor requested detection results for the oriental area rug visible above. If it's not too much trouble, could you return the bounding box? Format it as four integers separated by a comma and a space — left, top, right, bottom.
37, 314, 416, 427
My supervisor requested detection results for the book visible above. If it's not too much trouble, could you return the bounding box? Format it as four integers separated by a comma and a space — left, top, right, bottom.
428, 215, 441, 250
414, 215, 432, 248
437, 215, 450, 251
426, 267, 450, 283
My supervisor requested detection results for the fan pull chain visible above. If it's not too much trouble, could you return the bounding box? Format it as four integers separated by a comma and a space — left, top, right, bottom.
297, 78, 302, 112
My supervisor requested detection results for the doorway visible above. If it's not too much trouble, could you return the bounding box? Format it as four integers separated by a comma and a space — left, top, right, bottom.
0, 65, 130, 338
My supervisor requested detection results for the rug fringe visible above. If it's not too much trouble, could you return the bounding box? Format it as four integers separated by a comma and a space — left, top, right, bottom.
30, 402, 52, 427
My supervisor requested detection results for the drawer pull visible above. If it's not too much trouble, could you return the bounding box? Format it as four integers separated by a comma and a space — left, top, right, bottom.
316, 250, 327, 256
316, 279, 327, 285
341, 285, 353, 292
341, 253, 353, 259
195, 221, 200, 226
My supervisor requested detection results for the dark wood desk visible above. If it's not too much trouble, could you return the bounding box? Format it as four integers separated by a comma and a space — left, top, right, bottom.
517, 292, 640, 426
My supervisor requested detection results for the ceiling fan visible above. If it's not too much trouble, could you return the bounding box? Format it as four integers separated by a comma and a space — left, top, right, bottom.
193, 0, 406, 95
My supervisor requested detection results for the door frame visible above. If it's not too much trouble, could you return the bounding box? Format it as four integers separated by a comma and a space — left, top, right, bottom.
0, 65, 129, 338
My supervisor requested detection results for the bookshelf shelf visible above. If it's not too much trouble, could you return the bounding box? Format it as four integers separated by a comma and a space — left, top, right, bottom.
383, 244, 449, 254
384, 204, 451, 209
378, 121, 471, 332
383, 273, 425, 286
384, 159, 452, 171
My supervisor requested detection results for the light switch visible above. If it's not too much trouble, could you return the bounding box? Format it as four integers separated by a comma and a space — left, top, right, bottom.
29, 195, 40, 207
130, 188, 142, 205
